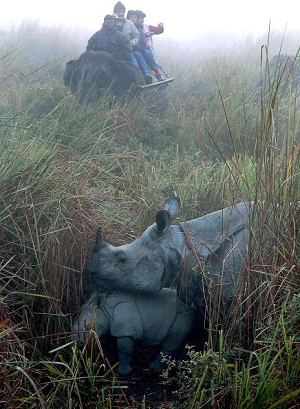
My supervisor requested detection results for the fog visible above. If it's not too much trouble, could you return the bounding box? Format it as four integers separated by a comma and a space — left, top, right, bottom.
1, 0, 299, 45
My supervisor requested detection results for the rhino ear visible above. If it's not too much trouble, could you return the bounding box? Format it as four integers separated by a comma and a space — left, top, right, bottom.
163, 197, 181, 220
156, 209, 171, 232
96, 293, 107, 307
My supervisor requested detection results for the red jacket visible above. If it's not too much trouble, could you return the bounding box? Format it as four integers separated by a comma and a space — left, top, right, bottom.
143, 23, 164, 48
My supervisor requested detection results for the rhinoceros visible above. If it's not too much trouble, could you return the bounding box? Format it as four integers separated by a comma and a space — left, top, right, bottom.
72, 288, 195, 375
88, 197, 253, 304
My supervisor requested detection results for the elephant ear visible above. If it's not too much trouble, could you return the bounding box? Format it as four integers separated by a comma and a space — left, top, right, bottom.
63, 60, 77, 86
64, 59, 80, 94
116, 60, 144, 86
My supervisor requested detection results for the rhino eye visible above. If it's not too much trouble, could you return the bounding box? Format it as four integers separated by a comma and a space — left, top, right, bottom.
117, 254, 126, 264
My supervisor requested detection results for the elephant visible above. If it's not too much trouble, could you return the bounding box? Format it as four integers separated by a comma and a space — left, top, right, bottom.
87, 197, 253, 305
63, 50, 171, 111
72, 288, 195, 376
63, 50, 144, 104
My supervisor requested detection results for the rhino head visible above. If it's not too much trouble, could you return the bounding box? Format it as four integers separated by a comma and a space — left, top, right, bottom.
87, 197, 185, 294
86, 197, 254, 303
72, 292, 109, 347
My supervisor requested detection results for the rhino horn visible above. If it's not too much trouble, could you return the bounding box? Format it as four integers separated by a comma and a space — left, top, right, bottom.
94, 227, 107, 249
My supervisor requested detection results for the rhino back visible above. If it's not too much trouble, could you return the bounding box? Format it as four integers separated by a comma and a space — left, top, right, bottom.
181, 202, 251, 253
179, 201, 252, 301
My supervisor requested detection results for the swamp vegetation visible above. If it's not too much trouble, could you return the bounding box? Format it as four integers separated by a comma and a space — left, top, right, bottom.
0, 23, 299, 408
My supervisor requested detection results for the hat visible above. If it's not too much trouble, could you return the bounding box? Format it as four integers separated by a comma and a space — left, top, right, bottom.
135, 10, 146, 19
113, 2, 125, 12
126, 9, 137, 19
104, 14, 116, 21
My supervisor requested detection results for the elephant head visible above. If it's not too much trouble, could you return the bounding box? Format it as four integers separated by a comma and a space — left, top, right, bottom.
63, 50, 144, 104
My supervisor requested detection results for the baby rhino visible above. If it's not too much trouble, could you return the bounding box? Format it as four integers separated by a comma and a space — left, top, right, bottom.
72, 288, 195, 376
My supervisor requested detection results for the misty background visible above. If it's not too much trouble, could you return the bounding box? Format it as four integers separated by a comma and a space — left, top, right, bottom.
1, 0, 300, 95
1, 0, 300, 50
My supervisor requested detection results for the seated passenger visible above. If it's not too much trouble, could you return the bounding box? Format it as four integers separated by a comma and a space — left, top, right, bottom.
127, 10, 153, 84
133, 10, 164, 82
113, 1, 140, 47
143, 20, 164, 65
87, 15, 131, 62
112, 2, 142, 67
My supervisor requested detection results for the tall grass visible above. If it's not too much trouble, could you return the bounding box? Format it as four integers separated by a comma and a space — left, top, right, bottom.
0, 22, 299, 407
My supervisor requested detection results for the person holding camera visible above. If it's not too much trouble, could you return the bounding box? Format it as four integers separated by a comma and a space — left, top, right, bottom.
132, 10, 165, 82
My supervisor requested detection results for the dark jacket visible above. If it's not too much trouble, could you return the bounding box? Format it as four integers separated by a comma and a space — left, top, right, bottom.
87, 24, 131, 62
133, 25, 148, 52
